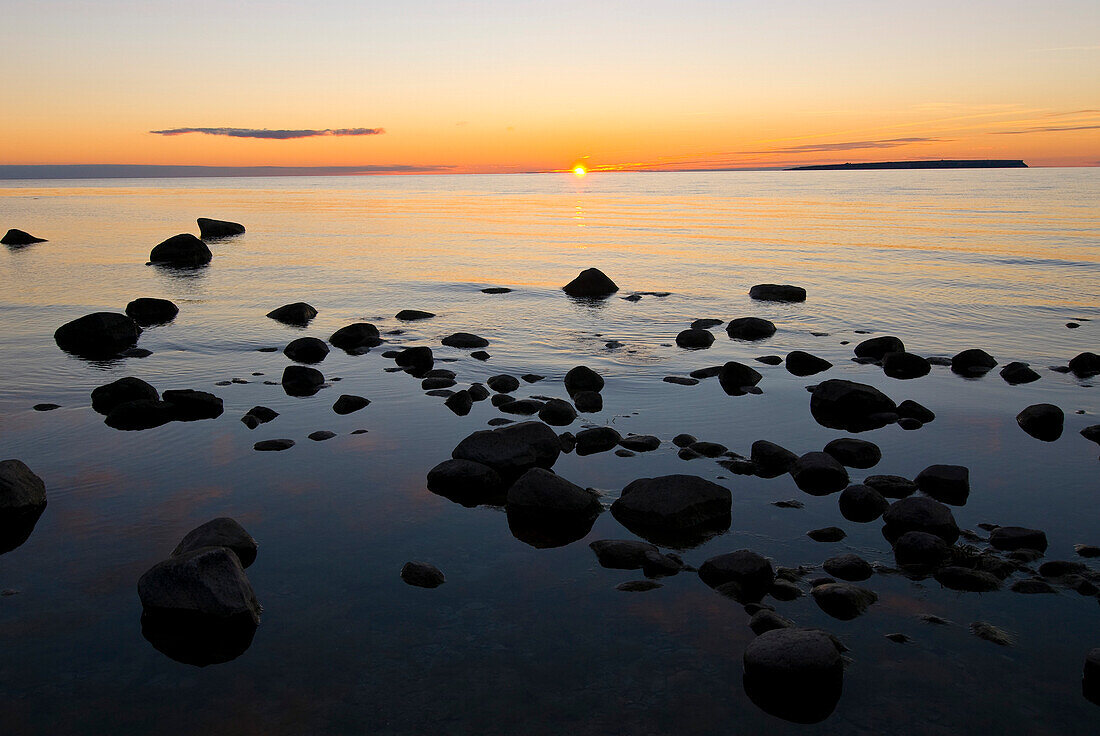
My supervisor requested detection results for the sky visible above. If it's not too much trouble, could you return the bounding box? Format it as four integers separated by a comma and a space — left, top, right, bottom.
1, 0, 1098, 173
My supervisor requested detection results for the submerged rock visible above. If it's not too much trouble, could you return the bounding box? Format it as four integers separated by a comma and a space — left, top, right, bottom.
970, 621, 1014, 646
611, 475, 732, 548
104, 400, 176, 430
935, 566, 1001, 592
562, 268, 619, 297
400, 561, 445, 588
893, 530, 950, 569
54, 312, 142, 358
197, 218, 245, 238
266, 302, 317, 326
125, 298, 179, 326
699, 550, 775, 598
807, 527, 846, 543
743, 628, 843, 724
726, 317, 776, 340
749, 284, 806, 303
254, 438, 295, 451
864, 474, 918, 499
1016, 403, 1064, 442
149, 233, 212, 267
171, 518, 257, 568
1, 228, 46, 245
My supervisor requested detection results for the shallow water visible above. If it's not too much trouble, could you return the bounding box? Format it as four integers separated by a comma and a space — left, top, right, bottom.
0, 170, 1098, 734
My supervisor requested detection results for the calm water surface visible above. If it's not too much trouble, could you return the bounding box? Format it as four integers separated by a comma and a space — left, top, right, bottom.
0, 170, 1098, 734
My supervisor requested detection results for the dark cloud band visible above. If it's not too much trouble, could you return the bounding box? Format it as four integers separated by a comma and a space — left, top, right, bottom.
150, 127, 385, 139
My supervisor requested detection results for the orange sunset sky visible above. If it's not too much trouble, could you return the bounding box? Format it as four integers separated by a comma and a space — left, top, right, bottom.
2, 0, 1098, 174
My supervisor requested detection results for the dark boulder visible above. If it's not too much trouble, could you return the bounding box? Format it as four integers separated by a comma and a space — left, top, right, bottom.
1000, 361, 1040, 385
54, 312, 141, 358
1016, 403, 1064, 442
162, 389, 223, 421
823, 554, 873, 581
196, 218, 245, 239
790, 452, 849, 495
785, 351, 832, 377
838, 484, 888, 522
451, 420, 561, 480
283, 337, 329, 364
104, 400, 176, 430
934, 566, 1001, 592
619, 434, 661, 452
699, 550, 775, 597
675, 328, 715, 349
538, 398, 577, 426
1, 228, 46, 245
1069, 352, 1100, 378
589, 539, 659, 569
726, 317, 776, 340
807, 527, 846, 542
897, 400, 935, 423
507, 467, 602, 519
138, 546, 260, 623
1080, 425, 1100, 445
854, 336, 904, 360
125, 298, 179, 326
562, 268, 618, 297
882, 351, 930, 379
400, 561, 445, 588
812, 583, 877, 620
332, 395, 369, 415
149, 233, 212, 267
749, 610, 794, 635
394, 346, 434, 373
575, 427, 622, 456
718, 361, 763, 396
809, 379, 897, 432
914, 464, 970, 505
442, 332, 489, 349
893, 530, 950, 569
743, 628, 843, 724
444, 390, 473, 416
1083, 649, 1100, 705
691, 318, 723, 330
564, 365, 604, 394
883, 496, 960, 544
171, 518, 257, 568
611, 475, 732, 548
427, 459, 505, 507
755, 355, 783, 365
0, 459, 47, 530
468, 383, 490, 401
281, 365, 325, 397
864, 474, 918, 499
395, 309, 435, 321
951, 348, 997, 376
749, 284, 806, 302
254, 439, 294, 451
823, 438, 881, 469
266, 302, 317, 326
989, 526, 1048, 552
91, 377, 159, 414
499, 398, 544, 416
750, 440, 798, 478
573, 391, 603, 413
487, 374, 520, 393
329, 323, 381, 351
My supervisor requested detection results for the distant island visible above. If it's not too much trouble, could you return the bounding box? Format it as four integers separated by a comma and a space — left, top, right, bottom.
788, 160, 1027, 171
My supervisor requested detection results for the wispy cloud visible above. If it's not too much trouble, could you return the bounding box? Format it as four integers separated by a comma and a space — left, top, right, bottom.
992, 124, 1100, 135
751, 137, 942, 155
149, 127, 385, 139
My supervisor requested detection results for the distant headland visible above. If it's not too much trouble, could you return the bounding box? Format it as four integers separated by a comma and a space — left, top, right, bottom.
788, 160, 1028, 171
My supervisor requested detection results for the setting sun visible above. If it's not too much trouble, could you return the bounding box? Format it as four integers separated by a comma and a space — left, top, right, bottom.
572, 165, 587, 177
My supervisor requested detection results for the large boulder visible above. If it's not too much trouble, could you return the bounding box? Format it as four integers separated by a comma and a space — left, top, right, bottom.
162, 389, 224, 421
854, 336, 904, 360
564, 365, 604, 394
281, 365, 325, 396
91, 377, 159, 414
749, 284, 806, 302
395, 346, 434, 374
451, 421, 561, 480
329, 323, 381, 351
149, 233, 212, 267
283, 337, 330, 364
487, 374, 520, 393
427, 459, 505, 507
790, 452, 849, 495
718, 361, 763, 396
809, 379, 897, 432
882, 351, 930, 379
562, 268, 618, 297
1000, 361, 1041, 385
989, 526, 1048, 552
914, 464, 970, 505
1069, 352, 1100, 378
266, 302, 317, 326
822, 438, 880, 469
675, 328, 714, 349
104, 399, 177, 430
2, 228, 46, 245
538, 398, 577, 426
575, 427, 621, 456
54, 312, 142, 358
743, 628, 843, 724
698, 550, 775, 598
138, 547, 260, 643
892, 530, 950, 569
507, 468, 601, 519
610, 475, 731, 548
726, 317, 776, 340
196, 218, 245, 238
171, 518, 257, 568
838, 484, 888, 522
882, 496, 960, 544
750, 440, 798, 478
1016, 403, 1064, 442
125, 298, 179, 326
951, 348, 997, 376
811, 582, 877, 620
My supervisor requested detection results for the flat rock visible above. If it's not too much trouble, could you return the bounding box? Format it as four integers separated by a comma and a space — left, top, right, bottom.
611, 475, 732, 548
400, 561, 445, 588
197, 218, 244, 238
254, 439, 294, 451
934, 566, 1001, 592
749, 284, 806, 302
807, 527, 846, 543
442, 332, 489, 349
989, 526, 1048, 552
395, 309, 435, 321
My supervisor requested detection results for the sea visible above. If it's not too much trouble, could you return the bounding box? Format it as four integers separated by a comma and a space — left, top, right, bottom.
0, 169, 1098, 735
